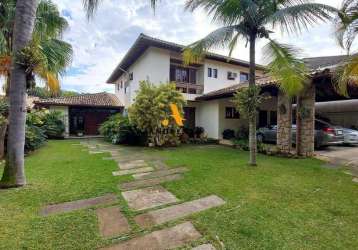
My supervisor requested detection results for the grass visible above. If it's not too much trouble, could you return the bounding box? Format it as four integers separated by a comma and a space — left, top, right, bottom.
0, 140, 357, 249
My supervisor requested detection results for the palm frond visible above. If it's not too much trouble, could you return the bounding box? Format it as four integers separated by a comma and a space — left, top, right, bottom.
335, 54, 358, 96
268, 2, 337, 34
34, 68, 60, 93
183, 25, 244, 65
34, 0, 69, 39
335, 0, 358, 52
83, 0, 160, 19
38, 38, 73, 75
263, 39, 308, 97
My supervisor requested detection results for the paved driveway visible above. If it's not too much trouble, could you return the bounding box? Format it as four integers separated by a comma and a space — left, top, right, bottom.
316, 146, 358, 175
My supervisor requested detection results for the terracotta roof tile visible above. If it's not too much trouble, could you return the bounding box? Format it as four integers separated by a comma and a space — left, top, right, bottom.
35, 92, 123, 108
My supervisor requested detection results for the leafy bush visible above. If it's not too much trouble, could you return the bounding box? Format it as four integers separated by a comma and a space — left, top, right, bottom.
236, 126, 249, 140
99, 114, 146, 145
25, 125, 46, 152
129, 81, 186, 147
42, 111, 65, 139
222, 129, 235, 139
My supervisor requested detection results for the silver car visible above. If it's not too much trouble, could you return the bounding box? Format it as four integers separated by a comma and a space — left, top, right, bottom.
257, 119, 345, 148
343, 128, 358, 145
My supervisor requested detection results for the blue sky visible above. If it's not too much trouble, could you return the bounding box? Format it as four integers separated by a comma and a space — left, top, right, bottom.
51, 0, 347, 93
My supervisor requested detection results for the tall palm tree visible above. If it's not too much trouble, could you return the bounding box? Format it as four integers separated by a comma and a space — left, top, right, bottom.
0, 0, 72, 188
184, 0, 337, 165
0, 0, 159, 188
335, 0, 358, 96
0, 0, 72, 95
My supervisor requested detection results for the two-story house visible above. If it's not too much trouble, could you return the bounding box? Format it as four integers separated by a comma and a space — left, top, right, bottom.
106, 34, 277, 139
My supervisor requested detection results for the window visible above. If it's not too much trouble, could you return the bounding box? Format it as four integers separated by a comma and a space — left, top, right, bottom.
120, 81, 123, 89
270, 111, 277, 125
240, 72, 249, 82
124, 87, 127, 94
129, 72, 133, 80
225, 107, 240, 119
227, 71, 237, 80
208, 67, 212, 77
213, 69, 218, 78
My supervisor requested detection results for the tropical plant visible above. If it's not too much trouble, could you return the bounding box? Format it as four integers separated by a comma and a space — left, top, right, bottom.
0, 0, 73, 94
42, 110, 65, 139
335, 0, 358, 96
27, 86, 79, 98
129, 81, 186, 147
99, 114, 146, 145
0, 0, 73, 188
184, 0, 336, 165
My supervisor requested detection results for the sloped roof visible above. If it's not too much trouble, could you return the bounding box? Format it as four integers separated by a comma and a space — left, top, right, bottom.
196, 75, 276, 101
35, 92, 123, 108
107, 33, 265, 83
303, 55, 348, 71
196, 55, 350, 101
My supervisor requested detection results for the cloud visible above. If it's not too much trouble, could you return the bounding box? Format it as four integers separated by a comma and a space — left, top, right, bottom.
52, 0, 347, 93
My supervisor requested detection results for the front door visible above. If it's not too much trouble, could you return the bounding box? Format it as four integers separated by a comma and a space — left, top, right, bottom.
70, 115, 85, 134
183, 107, 195, 129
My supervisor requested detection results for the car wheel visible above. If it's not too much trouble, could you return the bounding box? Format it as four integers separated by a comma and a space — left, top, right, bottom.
257, 134, 264, 143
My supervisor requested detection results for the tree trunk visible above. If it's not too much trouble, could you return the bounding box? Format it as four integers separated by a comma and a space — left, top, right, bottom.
296, 96, 302, 156
0, 0, 38, 188
248, 34, 257, 166
0, 121, 8, 159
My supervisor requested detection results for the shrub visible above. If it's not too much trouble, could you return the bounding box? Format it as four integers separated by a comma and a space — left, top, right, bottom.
99, 114, 146, 145
236, 126, 249, 140
129, 81, 186, 147
25, 125, 46, 152
193, 127, 205, 139
222, 129, 235, 139
42, 111, 65, 139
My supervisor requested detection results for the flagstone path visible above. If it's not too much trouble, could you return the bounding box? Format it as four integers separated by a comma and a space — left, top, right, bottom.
42, 139, 224, 249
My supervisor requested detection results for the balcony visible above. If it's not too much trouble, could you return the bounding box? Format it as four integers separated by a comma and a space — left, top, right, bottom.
170, 62, 203, 100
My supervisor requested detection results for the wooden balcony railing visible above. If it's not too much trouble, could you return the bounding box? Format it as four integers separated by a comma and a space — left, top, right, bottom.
175, 82, 204, 95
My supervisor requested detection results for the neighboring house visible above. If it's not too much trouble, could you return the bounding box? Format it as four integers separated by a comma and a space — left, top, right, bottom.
35, 92, 123, 137
107, 34, 268, 139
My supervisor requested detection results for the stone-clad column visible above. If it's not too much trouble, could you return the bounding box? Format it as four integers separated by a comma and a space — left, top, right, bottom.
297, 84, 315, 156
277, 90, 292, 154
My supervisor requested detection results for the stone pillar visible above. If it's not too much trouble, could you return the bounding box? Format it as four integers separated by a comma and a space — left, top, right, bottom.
277, 90, 292, 154
297, 84, 315, 156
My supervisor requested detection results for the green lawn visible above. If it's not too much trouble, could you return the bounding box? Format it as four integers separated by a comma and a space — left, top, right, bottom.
0, 140, 357, 249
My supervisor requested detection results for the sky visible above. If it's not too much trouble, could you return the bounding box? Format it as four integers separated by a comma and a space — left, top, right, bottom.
48, 0, 348, 93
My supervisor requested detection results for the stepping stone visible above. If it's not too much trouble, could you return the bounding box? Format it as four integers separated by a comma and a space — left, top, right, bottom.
100, 222, 201, 250
89, 151, 104, 154
119, 174, 183, 191
133, 167, 188, 180
134, 195, 226, 228
97, 207, 130, 238
192, 244, 216, 250
112, 166, 154, 176
353, 178, 358, 183
119, 160, 147, 170
122, 186, 179, 211
40, 194, 117, 216
152, 161, 169, 170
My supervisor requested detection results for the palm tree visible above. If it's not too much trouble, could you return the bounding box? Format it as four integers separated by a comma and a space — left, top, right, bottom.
335, 0, 358, 96
184, 0, 337, 165
0, 0, 72, 95
0, 0, 159, 188
0, 0, 72, 188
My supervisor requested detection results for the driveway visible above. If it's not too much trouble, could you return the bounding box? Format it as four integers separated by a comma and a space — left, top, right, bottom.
316, 146, 358, 175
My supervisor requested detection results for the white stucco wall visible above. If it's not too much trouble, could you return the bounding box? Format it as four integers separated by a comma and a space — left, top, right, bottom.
49, 105, 69, 137
195, 100, 220, 139
202, 59, 264, 93
115, 47, 170, 108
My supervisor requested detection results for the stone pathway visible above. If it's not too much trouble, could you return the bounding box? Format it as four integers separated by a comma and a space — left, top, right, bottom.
122, 186, 179, 211
40, 193, 117, 216
100, 222, 201, 250
96, 207, 130, 238
75, 139, 225, 249
134, 195, 225, 228
192, 244, 217, 250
